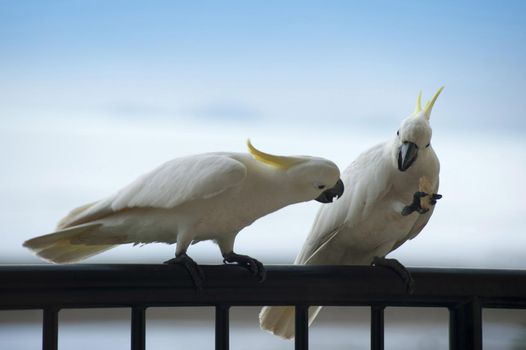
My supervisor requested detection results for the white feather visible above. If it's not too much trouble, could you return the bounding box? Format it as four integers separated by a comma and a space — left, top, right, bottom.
24, 149, 342, 263
260, 113, 441, 338
112, 153, 247, 210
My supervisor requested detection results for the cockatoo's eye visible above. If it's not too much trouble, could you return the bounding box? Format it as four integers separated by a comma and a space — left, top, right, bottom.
397, 130, 400, 136
318, 185, 326, 190
425, 143, 430, 148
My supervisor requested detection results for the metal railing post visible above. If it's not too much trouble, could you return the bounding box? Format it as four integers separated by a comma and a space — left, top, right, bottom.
371, 306, 385, 350
43, 308, 59, 350
131, 307, 146, 350
449, 298, 482, 350
295, 305, 309, 350
216, 305, 230, 350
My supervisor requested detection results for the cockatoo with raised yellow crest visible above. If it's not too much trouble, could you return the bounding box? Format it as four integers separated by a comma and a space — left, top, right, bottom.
24, 140, 344, 287
260, 87, 444, 339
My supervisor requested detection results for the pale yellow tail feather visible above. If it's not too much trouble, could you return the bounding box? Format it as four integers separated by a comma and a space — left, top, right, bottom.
24, 224, 100, 251
36, 243, 114, 263
23, 224, 114, 263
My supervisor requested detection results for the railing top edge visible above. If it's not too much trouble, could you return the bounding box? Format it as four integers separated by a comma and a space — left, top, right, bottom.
1, 263, 525, 273
1, 264, 525, 298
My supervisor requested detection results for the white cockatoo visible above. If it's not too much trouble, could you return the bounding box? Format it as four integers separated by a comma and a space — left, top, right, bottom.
260, 87, 444, 339
24, 140, 344, 287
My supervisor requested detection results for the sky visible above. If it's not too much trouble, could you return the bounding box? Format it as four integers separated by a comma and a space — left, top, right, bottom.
1, 1, 525, 131
0, 1, 525, 268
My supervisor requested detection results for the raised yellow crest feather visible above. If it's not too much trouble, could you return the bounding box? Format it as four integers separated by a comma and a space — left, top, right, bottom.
414, 90, 422, 115
246, 139, 303, 169
423, 86, 444, 119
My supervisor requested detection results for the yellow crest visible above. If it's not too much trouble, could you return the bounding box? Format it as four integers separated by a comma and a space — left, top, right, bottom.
424, 86, 445, 119
414, 87, 444, 119
414, 90, 422, 115
246, 139, 304, 169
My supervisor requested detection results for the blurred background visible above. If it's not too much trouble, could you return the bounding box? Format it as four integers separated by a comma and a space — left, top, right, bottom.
1, 1, 525, 349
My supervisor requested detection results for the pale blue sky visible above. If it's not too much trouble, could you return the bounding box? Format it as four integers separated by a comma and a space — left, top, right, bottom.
1, 1, 525, 132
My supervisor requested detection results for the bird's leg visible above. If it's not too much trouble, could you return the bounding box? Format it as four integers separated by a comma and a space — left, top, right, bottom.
223, 251, 266, 282
164, 253, 205, 289
401, 191, 442, 216
217, 235, 266, 282
372, 256, 415, 293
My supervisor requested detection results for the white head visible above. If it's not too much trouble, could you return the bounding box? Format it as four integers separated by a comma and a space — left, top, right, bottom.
247, 140, 344, 203
394, 87, 444, 171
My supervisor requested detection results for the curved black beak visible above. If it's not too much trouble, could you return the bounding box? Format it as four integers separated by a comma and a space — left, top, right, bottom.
315, 179, 344, 203
398, 142, 418, 172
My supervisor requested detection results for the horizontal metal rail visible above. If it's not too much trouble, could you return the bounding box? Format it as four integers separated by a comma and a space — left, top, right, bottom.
1, 265, 525, 350
1, 265, 525, 308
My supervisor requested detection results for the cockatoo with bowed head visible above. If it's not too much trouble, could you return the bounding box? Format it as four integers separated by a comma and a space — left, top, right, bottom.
260, 87, 444, 339
24, 140, 344, 287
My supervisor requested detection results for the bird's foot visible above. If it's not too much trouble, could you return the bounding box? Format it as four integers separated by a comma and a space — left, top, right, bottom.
372, 256, 414, 294
223, 252, 266, 282
401, 191, 442, 216
164, 253, 205, 289
429, 193, 443, 205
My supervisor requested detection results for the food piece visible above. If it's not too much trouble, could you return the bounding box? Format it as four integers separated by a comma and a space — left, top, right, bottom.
419, 176, 433, 210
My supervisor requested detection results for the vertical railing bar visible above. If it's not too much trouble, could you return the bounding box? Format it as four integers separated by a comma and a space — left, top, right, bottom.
42, 308, 59, 350
449, 306, 457, 350
131, 307, 146, 350
216, 305, 230, 350
449, 298, 482, 350
295, 305, 309, 350
370, 306, 384, 350
449, 305, 462, 350
472, 298, 482, 350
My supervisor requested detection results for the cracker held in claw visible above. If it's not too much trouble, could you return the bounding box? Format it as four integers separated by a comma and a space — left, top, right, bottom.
419, 176, 433, 210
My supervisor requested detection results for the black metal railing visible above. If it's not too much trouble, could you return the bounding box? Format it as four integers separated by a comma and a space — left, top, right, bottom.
1, 264, 525, 350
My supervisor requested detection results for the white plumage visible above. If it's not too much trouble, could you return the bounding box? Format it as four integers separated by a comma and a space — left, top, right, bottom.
260, 88, 444, 339
24, 141, 343, 270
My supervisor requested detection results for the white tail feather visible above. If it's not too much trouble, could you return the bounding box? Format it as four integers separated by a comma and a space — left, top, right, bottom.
56, 201, 101, 229
259, 306, 323, 340
259, 306, 295, 339
23, 224, 114, 263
